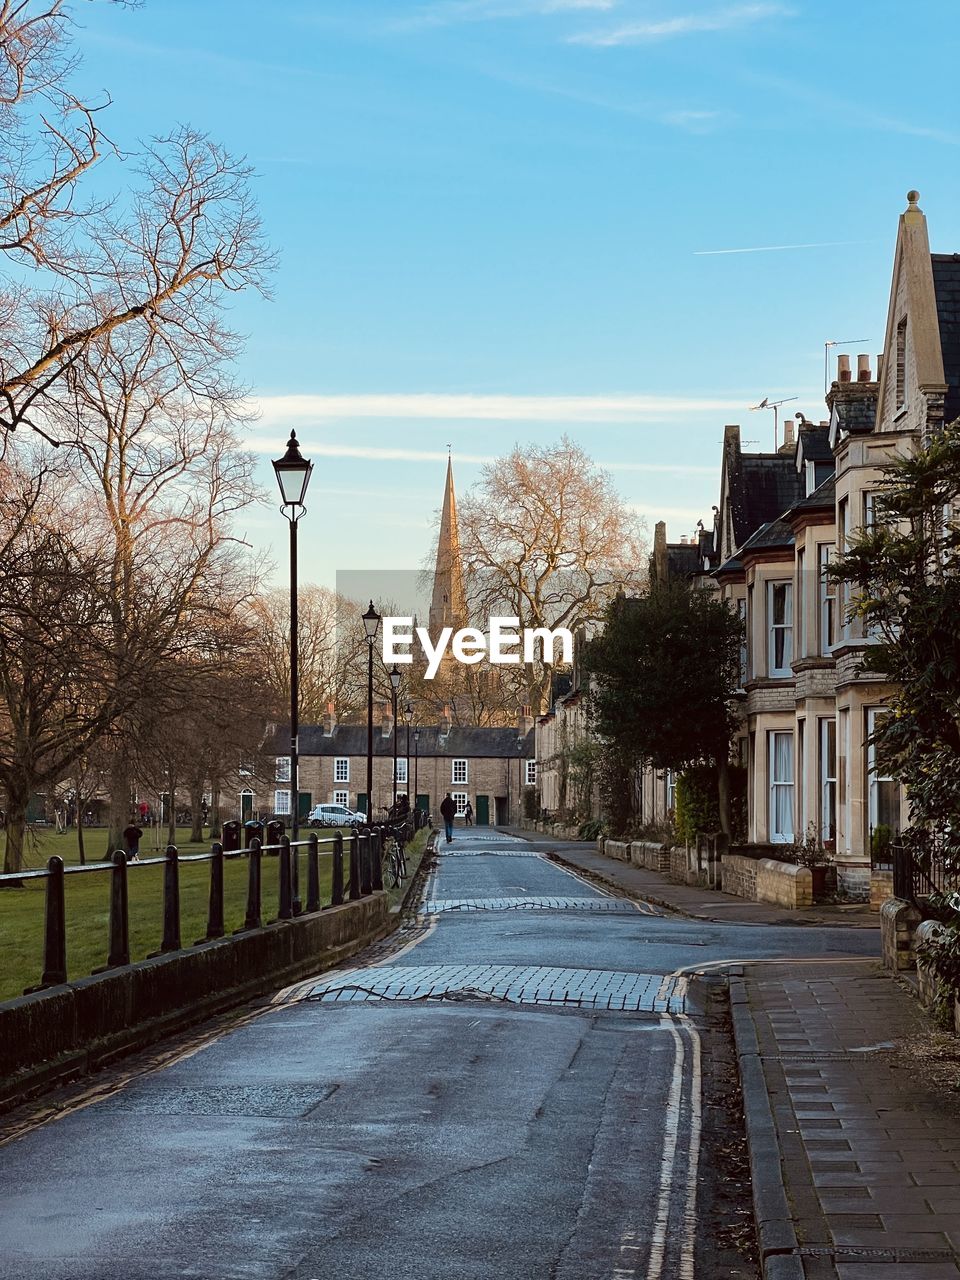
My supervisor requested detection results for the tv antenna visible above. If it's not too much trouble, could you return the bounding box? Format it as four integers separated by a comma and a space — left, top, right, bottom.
749, 395, 798, 449
824, 338, 870, 393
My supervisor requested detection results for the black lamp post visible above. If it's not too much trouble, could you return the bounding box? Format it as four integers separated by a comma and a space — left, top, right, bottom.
272, 431, 313, 914
405, 702, 413, 808
517, 736, 525, 823
389, 665, 401, 807
413, 726, 420, 816
362, 601, 381, 823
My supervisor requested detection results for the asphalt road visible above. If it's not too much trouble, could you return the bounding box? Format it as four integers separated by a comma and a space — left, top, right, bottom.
0, 830, 877, 1280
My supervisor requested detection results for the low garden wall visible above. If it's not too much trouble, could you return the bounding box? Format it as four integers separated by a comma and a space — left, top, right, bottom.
880, 897, 922, 972
629, 841, 671, 874
721, 854, 759, 901
0, 892, 391, 1110
870, 869, 895, 913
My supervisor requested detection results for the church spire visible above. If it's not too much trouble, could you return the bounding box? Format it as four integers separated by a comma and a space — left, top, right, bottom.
429, 454, 466, 635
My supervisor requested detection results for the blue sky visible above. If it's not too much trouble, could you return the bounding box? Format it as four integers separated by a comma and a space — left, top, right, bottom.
72, 0, 960, 584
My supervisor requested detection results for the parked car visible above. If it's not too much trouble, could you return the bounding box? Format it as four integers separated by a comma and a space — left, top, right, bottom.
308, 803, 366, 829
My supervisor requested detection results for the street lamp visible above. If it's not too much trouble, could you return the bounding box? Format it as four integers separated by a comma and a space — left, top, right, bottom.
362, 601, 381, 825
413, 726, 421, 819
389, 665, 401, 807
272, 431, 313, 914
405, 702, 413, 813
516, 735, 525, 825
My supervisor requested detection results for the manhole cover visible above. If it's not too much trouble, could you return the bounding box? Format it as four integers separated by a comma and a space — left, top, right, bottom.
301, 964, 687, 1012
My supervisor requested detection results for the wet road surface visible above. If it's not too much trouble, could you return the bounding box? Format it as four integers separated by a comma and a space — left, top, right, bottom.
0, 830, 877, 1279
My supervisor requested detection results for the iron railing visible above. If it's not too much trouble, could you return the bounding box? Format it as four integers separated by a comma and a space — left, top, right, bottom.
0, 825, 396, 996
891, 836, 960, 904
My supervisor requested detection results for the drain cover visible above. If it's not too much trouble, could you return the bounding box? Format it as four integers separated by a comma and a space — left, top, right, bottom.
301, 963, 687, 1012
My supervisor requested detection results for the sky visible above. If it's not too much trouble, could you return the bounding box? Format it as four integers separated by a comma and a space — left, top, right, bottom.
69, 0, 960, 586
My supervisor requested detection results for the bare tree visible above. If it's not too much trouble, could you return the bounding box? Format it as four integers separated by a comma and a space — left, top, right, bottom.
457, 437, 648, 713
1, 2, 271, 443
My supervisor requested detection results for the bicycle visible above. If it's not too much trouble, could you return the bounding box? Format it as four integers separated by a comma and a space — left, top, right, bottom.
382, 829, 408, 890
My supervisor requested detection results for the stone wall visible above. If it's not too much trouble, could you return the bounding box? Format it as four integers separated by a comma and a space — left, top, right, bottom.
870, 869, 895, 913
722, 854, 759, 901
880, 897, 922, 972
915, 919, 945, 1009
755, 858, 812, 909
838, 863, 870, 902
604, 840, 631, 862
0, 892, 391, 1111
629, 842, 671, 874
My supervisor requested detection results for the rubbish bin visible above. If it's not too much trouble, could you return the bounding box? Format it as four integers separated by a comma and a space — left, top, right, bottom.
222, 819, 241, 852
244, 819, 264, 850
265, 819, 285, 849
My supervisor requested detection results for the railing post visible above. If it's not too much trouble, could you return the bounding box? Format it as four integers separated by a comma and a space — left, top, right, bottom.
291, 838, 302, 917
106, 850, 130, 968
203, 841, 225, 941
40, 856, 67, 987
360, 830, 372, 895
349, 829, 361, 900
243, 838, 262, 930
156, 845, 181, 953
331, 831, 344, 907
307, 832, 321, 912
278, 835, 293, 920
371, 827, 384, 892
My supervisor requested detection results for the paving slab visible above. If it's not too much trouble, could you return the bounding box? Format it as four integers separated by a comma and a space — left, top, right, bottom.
732, 958, 960, 1279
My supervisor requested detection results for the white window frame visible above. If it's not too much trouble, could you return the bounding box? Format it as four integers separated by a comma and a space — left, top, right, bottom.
452, 759, 468, 785
867, 707, 899, 838
768, 731, 794, 843
334, 757, 349, 783
818, 544, 836, 655
525, 760, 537, 787
333, 789, 349, 807
819, 717, 837, 845
451, 791, 468, 816
395, 758, 408, 784
737, 596, 747, 688
767, 581, 793, 678
274, 789, 291, 815
275, 756, 291, 783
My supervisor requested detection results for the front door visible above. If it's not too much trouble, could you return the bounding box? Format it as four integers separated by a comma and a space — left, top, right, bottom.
240, 791, 254, 822
298, 791, 312, 821
475, 794, 490, 825
357, 793, 368, 815
495, 796, 508, 825
416, 793, 430, 815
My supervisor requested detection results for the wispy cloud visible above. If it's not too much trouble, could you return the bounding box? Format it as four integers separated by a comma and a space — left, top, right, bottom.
244, 438, 719, 478
569, 3, 792, 47
695, 239, 879, 255
661, 108, 727, 133
249, 392, 748, 424
394, 0, 616, 30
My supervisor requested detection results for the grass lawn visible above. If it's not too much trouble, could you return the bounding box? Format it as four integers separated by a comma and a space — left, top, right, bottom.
0, 826, 360, 1003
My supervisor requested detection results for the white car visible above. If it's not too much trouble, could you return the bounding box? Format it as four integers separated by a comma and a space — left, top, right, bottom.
308, 803, 366, 829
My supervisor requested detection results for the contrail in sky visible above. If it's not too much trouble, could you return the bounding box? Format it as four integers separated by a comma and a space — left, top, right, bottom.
695, 239, 878, 255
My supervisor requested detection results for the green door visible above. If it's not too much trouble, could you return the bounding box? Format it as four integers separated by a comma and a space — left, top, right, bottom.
416, 793, 430, 815
475, 795, 490, 825
240, 791, 254, 821
298, 791, 312, 820
357, 793, 368, 815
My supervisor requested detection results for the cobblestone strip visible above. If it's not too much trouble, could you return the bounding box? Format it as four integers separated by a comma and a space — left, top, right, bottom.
419, 896, 642, 913
300, 963, 687, 1012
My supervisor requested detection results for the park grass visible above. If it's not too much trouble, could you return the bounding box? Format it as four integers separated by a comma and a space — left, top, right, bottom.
0, 827, 348, 1002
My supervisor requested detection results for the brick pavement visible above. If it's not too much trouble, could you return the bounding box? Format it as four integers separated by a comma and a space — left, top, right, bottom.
737, 959, 960, 1279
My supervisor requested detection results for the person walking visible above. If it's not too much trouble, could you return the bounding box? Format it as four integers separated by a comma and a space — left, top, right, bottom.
122, 820, 143, 862
439, 792, 456, 844
464, 801, 473, 827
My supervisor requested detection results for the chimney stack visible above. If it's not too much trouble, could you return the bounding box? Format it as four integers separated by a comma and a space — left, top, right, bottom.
440, 703, 452, 737
323, 700, 336, 737
518, 704, 535, 739
781, 417, 795, 450
381, 704, 393, 739
837, 354, 852, 383
857, 354, 872, 382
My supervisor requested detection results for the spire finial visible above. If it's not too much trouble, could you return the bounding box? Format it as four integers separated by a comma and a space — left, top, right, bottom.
907, 189, 921, 210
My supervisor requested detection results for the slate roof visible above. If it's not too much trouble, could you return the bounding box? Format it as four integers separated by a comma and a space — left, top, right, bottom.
666, 542, 701, 579
932, 253, 960, 425
786, 475, 835, 517
834, 395, 877, 434
738, 519, 795, 556
728, 453, 804, 549
714, 554, 744, 578
280, 724, 536, 758
797, 426, 832, 464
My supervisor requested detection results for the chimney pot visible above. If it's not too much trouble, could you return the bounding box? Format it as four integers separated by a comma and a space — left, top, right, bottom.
837, 354, 851, 382
857, 354, 871, 382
